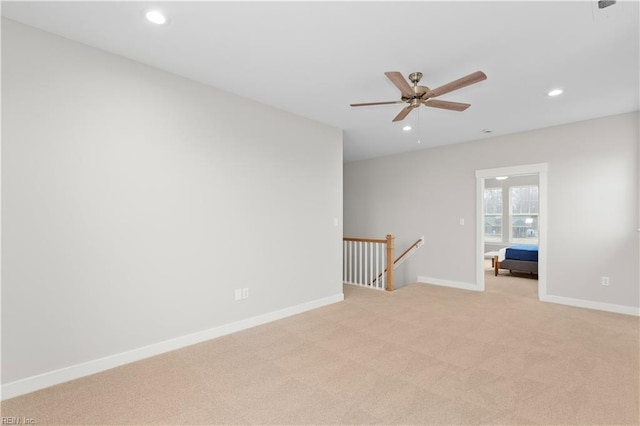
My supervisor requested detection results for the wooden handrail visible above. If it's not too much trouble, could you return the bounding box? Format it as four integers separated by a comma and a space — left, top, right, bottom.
343, 237, 387, 244
394, 238, 423, 266
370, 237, 424, 289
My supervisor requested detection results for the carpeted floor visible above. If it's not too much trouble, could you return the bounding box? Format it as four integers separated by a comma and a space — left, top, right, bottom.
2, 267, 638, 425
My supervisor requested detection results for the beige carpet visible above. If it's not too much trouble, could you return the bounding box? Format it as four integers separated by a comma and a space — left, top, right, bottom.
2, 268, 638, 425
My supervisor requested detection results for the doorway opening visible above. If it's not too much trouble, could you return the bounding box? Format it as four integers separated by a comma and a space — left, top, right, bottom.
475, 164, 548, 300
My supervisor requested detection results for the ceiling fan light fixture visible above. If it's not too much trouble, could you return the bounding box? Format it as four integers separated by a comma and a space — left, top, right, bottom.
350, 70, 487, 122
145, 10, 167, 25
547, 88, 563, 97
402, 125, 412, 132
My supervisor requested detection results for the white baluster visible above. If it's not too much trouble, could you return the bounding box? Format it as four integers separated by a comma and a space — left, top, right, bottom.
343, 240, 347, 283
375, 242, 380, 289
356, 241, 360, 284
359, 241, 362, 284
381, 243, 386, 290
364, 242, 368, 286
352, 241, 356, 284
380, 243, 385, 290
350, 241, 354, 283
370, 242, 374, 287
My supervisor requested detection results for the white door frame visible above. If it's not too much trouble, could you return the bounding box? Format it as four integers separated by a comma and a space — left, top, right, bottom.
475, 163, 548, 300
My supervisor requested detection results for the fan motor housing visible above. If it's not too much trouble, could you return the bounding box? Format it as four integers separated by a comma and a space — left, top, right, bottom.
401, 85, 430, 102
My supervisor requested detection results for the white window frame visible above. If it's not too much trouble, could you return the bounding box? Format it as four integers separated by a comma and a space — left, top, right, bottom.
509, 185, 539, 244
483, 187, 503, 243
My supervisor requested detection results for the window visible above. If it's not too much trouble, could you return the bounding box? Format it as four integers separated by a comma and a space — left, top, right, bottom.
510, 185, 539, 243
484, 188, 502, 242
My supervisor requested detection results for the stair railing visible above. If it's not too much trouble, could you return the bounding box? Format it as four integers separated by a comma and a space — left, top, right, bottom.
343, 235, 425, 291
343, 234, 394, 291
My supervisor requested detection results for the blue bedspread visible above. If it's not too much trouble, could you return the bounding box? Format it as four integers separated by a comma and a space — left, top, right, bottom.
505, 245, 538, 262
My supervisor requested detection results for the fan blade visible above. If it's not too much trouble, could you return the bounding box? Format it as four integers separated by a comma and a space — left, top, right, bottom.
423, 99, 471, 111
350, 101, 405, 107
385, 71, 414, 98
392, 105, 414, 122
426, 71, 487, 98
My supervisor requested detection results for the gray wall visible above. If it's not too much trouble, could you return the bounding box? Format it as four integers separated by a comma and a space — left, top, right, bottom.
2, 20, 343, 384
344, 112, 639, 309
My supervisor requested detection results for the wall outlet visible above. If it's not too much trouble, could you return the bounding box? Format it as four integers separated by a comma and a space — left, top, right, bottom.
459, 218, 465, 225
234, 289, 242, 301
601, 276, 610, 286
242, 288, 249, 299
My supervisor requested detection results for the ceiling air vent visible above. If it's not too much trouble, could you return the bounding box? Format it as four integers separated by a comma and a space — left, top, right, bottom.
598, 0, 616, 9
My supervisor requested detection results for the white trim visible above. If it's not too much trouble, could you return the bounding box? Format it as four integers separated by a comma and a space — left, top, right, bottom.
417, 276, 482, 292
537, 167, 548, 301
1, 293, 344, 401
475, 163, 549, 179
541, 295, 640, 317
476, 173, 486, 291
475, 163, 548, 299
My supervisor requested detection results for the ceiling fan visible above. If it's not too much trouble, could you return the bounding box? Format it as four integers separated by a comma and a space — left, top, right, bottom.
350, 70, 487, 122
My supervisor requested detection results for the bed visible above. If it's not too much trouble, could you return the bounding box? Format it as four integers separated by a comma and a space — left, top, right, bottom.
494, 244, 538, 277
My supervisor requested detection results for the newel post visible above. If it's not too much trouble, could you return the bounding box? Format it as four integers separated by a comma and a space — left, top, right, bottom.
386, 234, 394, 291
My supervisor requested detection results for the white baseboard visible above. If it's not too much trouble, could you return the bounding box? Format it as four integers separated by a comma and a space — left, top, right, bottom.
417, 275, 639, 317
1, 293, 344, 401
417, 276, 482, 292
541, 294, 640, 316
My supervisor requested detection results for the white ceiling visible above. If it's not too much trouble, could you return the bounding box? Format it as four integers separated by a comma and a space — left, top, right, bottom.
3, 1, 639, 162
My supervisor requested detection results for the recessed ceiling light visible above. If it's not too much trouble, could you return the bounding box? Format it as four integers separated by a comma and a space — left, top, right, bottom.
547, 88, 563, 97
495, 176, 509, 181
402, 125, 412, 132
145, 10, 167, 25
